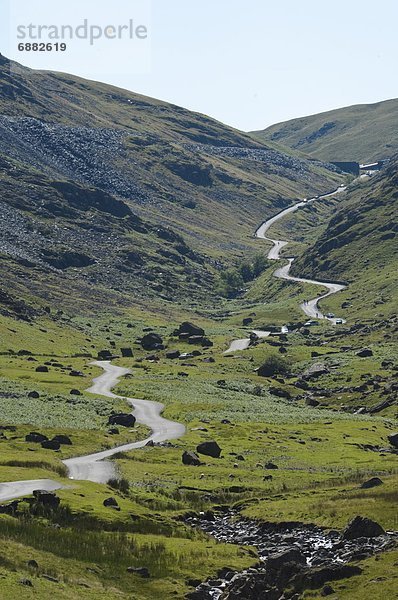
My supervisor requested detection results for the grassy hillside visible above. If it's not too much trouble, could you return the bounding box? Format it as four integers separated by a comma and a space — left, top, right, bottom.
291, 157, 398, 322
252, 98, 398, 163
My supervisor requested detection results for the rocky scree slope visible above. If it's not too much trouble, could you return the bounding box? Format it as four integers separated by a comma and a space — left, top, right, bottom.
0, 55, 338, 268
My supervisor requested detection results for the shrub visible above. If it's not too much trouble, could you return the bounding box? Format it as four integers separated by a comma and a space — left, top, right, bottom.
257, 354, 291, 377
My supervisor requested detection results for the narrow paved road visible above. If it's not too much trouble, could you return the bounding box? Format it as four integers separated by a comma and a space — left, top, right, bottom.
256, 185, 347, 324
225, 186, 347, 353
63, 361, 186, 483
0, 361, 186, 500
224, 330, 270, 354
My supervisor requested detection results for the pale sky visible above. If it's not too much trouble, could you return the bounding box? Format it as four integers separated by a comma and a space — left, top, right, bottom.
2, 0, 398, 131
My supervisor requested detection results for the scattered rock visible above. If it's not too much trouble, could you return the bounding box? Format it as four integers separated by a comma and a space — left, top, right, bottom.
301, 363, 330, 381
41, 439, 61, 450
0, 501, 19, 515
33, 490, 60, 507
343, 516, 385, 540
121, 347, 133, 357
269, 386, 292, 399
98, 349, 113, 360
360, 477, 383, 489
69, 370, 84, 377
141, 332, 164, 350
243, 317, 253, 326
70, 389, 82, 395
388, 432, 398, 448
26, 432, 48, 443
28, 391, 40, 398
197, 440, 222, 458
35, 366, 48, 373
108, 413, 136, 427
356, 348, 373, 358
52, 434, 72, 446
182, 451, 201, 466
264, 462, 278, 470
305, 397, 320, 407
166, 350, 180, 359
27, 560, 39, 569
188, 335, 204, 345
19, 579, 33, 587
176, 322, 205, 337
267, 548, 307, 571
321, 584, 335, 596
103, 497, 119, 508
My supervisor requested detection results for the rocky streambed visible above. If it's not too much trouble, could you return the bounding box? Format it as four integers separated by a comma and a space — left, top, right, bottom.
186, 510, 398, 599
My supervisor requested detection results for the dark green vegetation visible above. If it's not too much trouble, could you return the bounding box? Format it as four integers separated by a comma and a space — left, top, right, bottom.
252, 98, 398, 163
0, 56, 397, 599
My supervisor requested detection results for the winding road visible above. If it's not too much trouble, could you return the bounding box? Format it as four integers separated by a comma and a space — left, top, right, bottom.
225, 185, 347, 353
1, 185, 348, 501
0, 361, 186, 501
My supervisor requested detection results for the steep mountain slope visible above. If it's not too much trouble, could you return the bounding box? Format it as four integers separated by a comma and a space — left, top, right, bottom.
0, 54, 339, 313
252, 99, 398, 163
291, 157, 398, 320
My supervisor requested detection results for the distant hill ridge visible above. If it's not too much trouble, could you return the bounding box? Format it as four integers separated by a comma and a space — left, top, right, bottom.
251, 98, 398, 163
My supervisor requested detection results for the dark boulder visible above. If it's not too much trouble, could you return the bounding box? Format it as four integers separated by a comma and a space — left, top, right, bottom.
98, 349, 113, 360
305, 397, 320, 407
182, 451, 201, 466
197, 440, 222, 458
388, 432, 398, 448
52, 434, 72, 446
0, 500, 19, 515
26, 432, 48, 443
108, 413, 136, 427
188, 335, 204, 345
177, 322, 205, 337
121, 347, 133, 358
269, 387, 292, 399
267, 548, 307, 571
343, 516, 385, 540
264, 462, 279, 469
178, 332, 191, 341
70, 389, 82, 395
356, 348, 373, 358
69, 370, 84, 377
301, 363, 330, 381
166, 350, 180, 359
243, 317, 253, 326
360, 477, 383, 489
103, 497, 119, 508
141, 333, 163, 350
35, 366, 48, 373
32, 490, 60, 507
28, 391, 40, 399
291, 564, 362, 591
41, 439, 61, 450
201, 337, 214, 347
